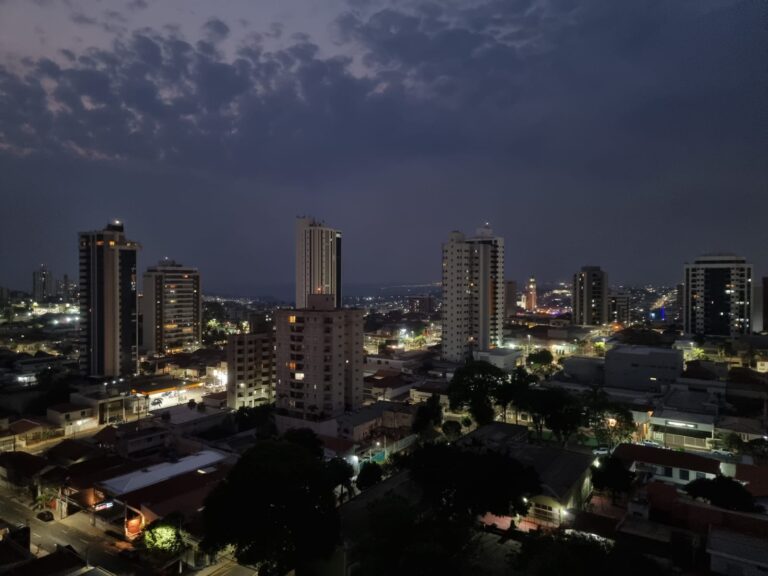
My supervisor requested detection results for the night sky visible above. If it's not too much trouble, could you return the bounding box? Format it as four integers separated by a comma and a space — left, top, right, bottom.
0, 0, 765, 296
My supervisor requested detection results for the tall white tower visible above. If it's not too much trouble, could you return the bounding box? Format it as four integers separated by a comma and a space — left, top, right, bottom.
441, 224, 505, 363
295, 217, 342, 309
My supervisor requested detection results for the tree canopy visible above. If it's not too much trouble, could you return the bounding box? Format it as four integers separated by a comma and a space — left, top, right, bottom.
448, 361, 507, 425
591, 457, 635, 503
356, 461, 384, 491
685, 475, 762, 512
407, 443, 539, 521
201, 440, 339, 575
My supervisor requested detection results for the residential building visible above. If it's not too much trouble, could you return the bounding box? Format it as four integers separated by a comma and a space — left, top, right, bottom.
525, 276, 537, 312
295, 216, 342, 309
505, 280, 517, 318
683, 254, 753, 337
608, 291, 631, 324
226, 331, 275, 409
78, 221, 140, 377
32, 264, 53, 302
572, 266, 608, 326
275, 294, 364, 422
613, 443, 719, 486
408, 295, 435, 314
142, 259, 202, 355
441, 225, 504, 362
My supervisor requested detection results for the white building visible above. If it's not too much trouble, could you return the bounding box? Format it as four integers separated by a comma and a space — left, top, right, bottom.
142, 259, 202, 355
226, 332, 275, 409
441, 225, 504, 363
683, 254, 753, 337
295, 217, 342, 309
572, 266, 608, 326
275, 294, 363, 422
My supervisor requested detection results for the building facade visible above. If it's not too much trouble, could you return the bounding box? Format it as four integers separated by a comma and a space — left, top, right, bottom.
226, 332, 275, 409
572, 266, 608, 326
525, 276, 537, 313
505, 280, 517, 318
683, 254, 753, 337
275, 294, 364, 421
608, 291, 631, 324
441, 225, 505, 363
78, 221, 139, 378
142, 260, 202, 355
295, 217, 342, 309
32, 264, 54, 302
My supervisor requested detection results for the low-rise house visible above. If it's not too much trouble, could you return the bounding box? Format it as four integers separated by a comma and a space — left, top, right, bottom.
409, 380, 449, 409
613, 443, 719, 486
364, 370, 418, 401
46, 403, 97, 435
92, 423, 171, 457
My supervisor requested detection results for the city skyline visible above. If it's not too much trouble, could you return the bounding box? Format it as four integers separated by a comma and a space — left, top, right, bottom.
0, 0, 766, 294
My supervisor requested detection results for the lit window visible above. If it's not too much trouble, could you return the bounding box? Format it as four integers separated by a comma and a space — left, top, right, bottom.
289, 315, 297, 324
295, 372, 305, 381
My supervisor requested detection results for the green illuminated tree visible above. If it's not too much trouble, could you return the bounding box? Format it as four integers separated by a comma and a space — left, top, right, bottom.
144, 518, 185, 556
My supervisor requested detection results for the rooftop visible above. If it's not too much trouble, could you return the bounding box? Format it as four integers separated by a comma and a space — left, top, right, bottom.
612, 443, 720, 474
97, 450, 227, 496
153, 403, 229, 425
708, 527, 768, 565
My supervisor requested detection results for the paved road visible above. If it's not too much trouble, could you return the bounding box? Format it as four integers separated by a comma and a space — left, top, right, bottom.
0, 491, 138, 574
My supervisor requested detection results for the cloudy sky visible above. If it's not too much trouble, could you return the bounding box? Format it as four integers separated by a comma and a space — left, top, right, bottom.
0, 0, 765, 296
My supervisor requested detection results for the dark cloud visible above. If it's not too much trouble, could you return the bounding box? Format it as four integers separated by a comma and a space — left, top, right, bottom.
203, 18, 230, 42
0, 0, 765, 292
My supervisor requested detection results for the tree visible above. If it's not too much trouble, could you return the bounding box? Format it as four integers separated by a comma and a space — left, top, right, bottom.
541, 388, 584, 446
352, 495, 481, 576
412, 393, 443, 434
234, 404, 277, 437
591, 457, 635, 503
448, 361, 506, 425
526, 349, 554, 371
144, 516, 185, 557
356, 461, 383, 491
407, 443, 539, 521
283, 427, 324, 460
326, 457, 354, 503
201, 440, 339, 575
514, 532, 666, 576
441, 420, 462, 441
685, 476, 762, 512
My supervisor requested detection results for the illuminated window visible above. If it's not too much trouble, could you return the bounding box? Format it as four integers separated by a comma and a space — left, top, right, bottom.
295, 372, 305, 381
289, 315, 297, 324
288, 361, 297, 370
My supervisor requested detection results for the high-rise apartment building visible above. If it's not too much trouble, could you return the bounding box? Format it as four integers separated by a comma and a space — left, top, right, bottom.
683, 255, 753, 337
227, 331, 275, 409
295, 217, 342, 309
142, 259, 202, 355
608, 291, 631, 325
525, 276, 537, 313
505, 280, 517, 318
32, 264, 53, 302
441, 225, 504, 363
275, 294, 364, 421
79, 221, 140, 377
572, 266, 608, 326
408, 295, 435, 314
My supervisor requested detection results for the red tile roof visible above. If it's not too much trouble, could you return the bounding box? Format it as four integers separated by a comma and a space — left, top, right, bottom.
612, 443, 720, 474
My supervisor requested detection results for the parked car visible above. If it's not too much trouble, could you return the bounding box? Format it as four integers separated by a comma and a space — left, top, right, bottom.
36, 511, 54, 522
711, 449, 734, 458
151, 398, 163, 406
592, 445, 610, 456
640, 440, 662, 448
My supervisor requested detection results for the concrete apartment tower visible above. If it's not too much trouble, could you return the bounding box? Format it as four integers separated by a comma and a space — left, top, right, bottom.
142, 259, 202, 356
683, 254, 753, 337
32, 264, 53, 302
441, 225, 505, 363
573, 266, 608, 326
227, 331, 276, 410
295, 217, 342, 309
79, 221, 140, 377
505, 280, 517, 318
275, 294, 364, 422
